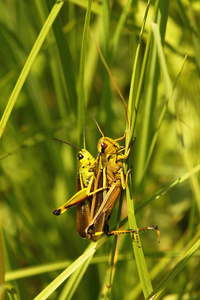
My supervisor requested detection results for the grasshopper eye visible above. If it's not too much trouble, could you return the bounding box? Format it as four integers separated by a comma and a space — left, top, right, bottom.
78, 153, 84, 160
101, 142, 108, 153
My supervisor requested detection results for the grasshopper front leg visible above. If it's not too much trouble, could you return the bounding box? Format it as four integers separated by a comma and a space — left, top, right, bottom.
53, 179, 107, 216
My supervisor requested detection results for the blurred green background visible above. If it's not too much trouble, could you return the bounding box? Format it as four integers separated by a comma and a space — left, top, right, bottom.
0, 0, 200, 299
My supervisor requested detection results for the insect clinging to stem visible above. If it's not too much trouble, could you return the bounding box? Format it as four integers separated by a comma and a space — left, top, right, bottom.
52, 117, 160, 244
84, 117, 160, 244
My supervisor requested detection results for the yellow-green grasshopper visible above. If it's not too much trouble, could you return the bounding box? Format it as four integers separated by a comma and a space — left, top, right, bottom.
52, 138, 103, 238
85, 121, 160, 244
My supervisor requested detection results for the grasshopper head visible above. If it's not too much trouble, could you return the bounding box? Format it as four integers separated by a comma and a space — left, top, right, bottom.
97, 137, 121, 155
78, 149, 95, 187
78, 149, 95, 170
52, 138, 95, 169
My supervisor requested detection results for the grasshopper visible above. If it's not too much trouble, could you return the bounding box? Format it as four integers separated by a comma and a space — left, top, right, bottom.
52, 138, 104, 238
85, 120, 160, 244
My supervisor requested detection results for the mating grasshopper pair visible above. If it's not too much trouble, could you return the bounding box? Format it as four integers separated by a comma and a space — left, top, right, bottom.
53, 121, 160, 244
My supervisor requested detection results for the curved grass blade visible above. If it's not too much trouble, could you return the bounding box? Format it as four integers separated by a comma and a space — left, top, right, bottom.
33, 243, 97, 300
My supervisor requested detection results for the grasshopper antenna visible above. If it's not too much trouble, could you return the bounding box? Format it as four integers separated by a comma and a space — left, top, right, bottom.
91, 113, 105, 137
52, 138, 82, 151
89, 27, 130, 135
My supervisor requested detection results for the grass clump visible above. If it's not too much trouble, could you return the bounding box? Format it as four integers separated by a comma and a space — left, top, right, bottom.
0, 0, 200, 299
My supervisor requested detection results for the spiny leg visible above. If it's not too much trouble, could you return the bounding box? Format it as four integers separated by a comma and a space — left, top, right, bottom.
88, 225, 160, 247
87, 228, 140, 246
137, 225, 160, 244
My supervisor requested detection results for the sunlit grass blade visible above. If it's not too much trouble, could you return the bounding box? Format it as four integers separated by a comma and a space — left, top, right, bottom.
136, 163, 200, 213
147, 238, 200, 300
126, 0, 155, 297
126, 183, 153, 298
33, 243, 97, 300
32, 236, 108, 299
118, 163, 200, 231
0, 1, 64, 138
5, 254, 116, 282
125, 227, 200, 300
58, 255, 93, 300
5, 261, 71, 282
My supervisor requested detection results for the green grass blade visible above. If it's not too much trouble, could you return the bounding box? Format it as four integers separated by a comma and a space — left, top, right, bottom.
147, 238, 200, 299
77, 0, 93, 142
126, 1, 154, 297
127, 0, 151, 144
151, 22, 172, 97
46, 0, 78, 115
111, 0, 133, 57
126, 182, 153, 298
135, 163, 200, 214
5, 261, 71, 282
132, 0, 170, 190
33, 243, 97, 300
58, 255, 93, 300
0, 1, 64, 138
188, 2, 200, 70
118, 163, 200, 230
125, 228, 200, 300
141, 54, 187, 179
0, 220, 5, 299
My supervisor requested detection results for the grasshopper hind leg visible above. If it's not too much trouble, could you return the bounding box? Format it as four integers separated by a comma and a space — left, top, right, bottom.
88, 225, 160, 247
137, 225, 160, 244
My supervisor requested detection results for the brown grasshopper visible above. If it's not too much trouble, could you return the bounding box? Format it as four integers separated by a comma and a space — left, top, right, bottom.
84, 120, 160, 244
